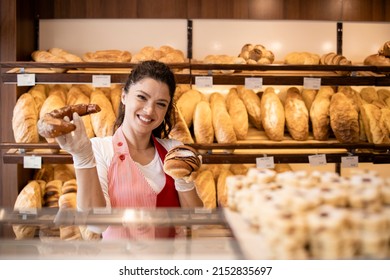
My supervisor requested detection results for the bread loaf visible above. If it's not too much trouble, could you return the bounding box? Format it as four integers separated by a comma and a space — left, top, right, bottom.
28, 84, 47, 114
48, 47, 82, 62
377, 89, 390, 103
301, 89, 318, 112
66, 86, 95, 138
48, 84, 67, 103
379, 108, 390, 139
360, 103, 389, 144
226, 88, 249, 140
364, 54, 390, 66
360, 87, 379, 104
32, 50, 66, 63
169, 106, 194, 144
284, 52, 320, 65
12, 93, 39, 143
237, 86, 262, 129
310, 86, 334, 140
194, 170, 217, 209
13, 180, 42, 239
284, 87, 309, 141
261, 87, 285, 141
217, 168, 233, 207
90, 89, 116, 137
176, 89, 203, 127
210, 92, 237, 146
54, 164, 76, 183
58, 192, 82, 240
193, 100, 214, 144
82, 49, 132, 62
110, 84, 122, 118
329, 92, 360, 143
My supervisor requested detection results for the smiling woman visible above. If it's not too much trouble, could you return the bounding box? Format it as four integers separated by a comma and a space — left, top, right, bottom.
55, 60, 203, 240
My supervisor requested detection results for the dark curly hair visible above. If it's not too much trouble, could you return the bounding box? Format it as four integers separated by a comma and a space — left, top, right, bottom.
114, 60, 176, 138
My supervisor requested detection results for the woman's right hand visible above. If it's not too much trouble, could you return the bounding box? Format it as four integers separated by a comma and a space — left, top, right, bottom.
55, 112, 96, 169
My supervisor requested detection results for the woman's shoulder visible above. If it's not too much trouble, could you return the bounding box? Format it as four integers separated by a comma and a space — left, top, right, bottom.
91, 136, 114, 156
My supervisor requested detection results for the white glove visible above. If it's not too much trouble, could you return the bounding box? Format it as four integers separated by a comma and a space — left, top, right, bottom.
175, 178, 195, 192
56, 112, 96, 169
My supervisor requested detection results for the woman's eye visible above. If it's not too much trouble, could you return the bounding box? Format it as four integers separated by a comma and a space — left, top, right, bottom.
157, 102, 167, 108
137, 95, 147, 101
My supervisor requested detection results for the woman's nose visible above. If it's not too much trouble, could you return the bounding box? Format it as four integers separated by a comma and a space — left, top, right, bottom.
143, 103, 154, 114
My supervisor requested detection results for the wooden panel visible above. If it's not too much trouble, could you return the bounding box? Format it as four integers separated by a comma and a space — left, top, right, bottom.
342, 0, 389, 21
137, 0, 188, 18
188, 0, 249, 19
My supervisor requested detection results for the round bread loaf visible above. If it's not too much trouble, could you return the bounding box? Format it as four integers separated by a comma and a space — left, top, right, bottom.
163, 145, 202, 179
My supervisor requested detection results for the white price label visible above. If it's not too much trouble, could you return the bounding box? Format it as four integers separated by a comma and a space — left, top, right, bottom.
256, 156, 275, 169
92, 75, 111, 87
195, 76, 213, 88
308, 154, 327, 166
341, 156, 358, 168
245, 77, 263, 89
303, 77, 321, 89
17, 74, 35, 86
23, 155, 42, 169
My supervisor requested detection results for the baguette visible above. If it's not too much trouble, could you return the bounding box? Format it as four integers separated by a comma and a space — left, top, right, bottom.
284, 87, 309, 141
261, 87, 285, 141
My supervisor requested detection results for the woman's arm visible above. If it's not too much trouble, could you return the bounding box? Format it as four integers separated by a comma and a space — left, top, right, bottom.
178, 188, 203, 208
75, 167, 106, 210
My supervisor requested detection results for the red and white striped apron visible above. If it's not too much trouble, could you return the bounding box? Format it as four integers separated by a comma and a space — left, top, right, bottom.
102, 127, 180, 240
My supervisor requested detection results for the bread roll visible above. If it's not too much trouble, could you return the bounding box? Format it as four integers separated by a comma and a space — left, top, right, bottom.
12, 93, 39, 143
230, 164, 250, 175
379, 108, 390, 139
364, 54, 390, 66
54, 164, 76, 183
193, 100, 214, 144
284, 87, 309, 141
48, 47, 82, 62
43, 179, 62, 207
360, 104, 389, 144
377, 89, 390, 103
217, 168, 233, 207
194, 170, 216, 209
329, 92, 360, 143
169, 106, 194, 144
58, 192, 82, 240
90, 89, 116, 137
237, 86, 262, 129
176, 89, 203, 127
163, 145, 201, 179
32, 50, 66, 63
284, 52, 320, 65
310, 86, 334, 140
13, 180, 42, 239
226, 88, 249, 140
261, 87, 285, 141
301, 89, 318, 112
210, 92, 237, 146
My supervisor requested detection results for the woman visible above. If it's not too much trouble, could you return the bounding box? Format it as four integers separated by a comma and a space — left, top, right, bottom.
57, 60, 203, 239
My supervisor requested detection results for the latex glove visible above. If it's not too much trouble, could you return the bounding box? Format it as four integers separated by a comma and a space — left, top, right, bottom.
56, 112, 96, 169
175, 178, 195, 192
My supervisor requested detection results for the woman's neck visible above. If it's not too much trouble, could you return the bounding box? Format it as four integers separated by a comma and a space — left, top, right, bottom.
121, 127, 153, 151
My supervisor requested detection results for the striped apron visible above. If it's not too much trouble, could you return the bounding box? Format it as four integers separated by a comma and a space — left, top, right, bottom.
102, 126, 180, 240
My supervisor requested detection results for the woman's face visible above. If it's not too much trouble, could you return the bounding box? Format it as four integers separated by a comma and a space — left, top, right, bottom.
121, 77, 171, 136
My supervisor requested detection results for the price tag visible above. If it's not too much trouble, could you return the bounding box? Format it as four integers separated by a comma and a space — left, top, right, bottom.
92, 75, 111, 87
308, 154, 327, 166
17, 73, 35, 86
245, 77, 263, 90
23, 155, 42, 169
303, 77, 321, 90
341, 156, 358, 168
256, 156, 275, 169
195, 76, 213, 88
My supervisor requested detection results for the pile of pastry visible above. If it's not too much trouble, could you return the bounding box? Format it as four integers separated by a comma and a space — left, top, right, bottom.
12, 83, 121, 144
226, 168, 390, 259
12, 164, 101, 241
171, 84, 390, 145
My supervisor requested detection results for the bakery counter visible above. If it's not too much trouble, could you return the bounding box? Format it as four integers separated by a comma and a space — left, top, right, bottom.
0, 207, 244, 259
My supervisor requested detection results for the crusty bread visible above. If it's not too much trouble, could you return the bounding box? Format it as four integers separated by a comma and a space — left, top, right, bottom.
210, 92, 237, 146
364, 54, 390, 66
301, 89, 318, 112
360, 87, 379, 104
360, 103, 389, 144
110, 84, 122, 118
284, 52, 320, 65
58, 192, 82, 240
48, 47, 83, 62
193, 100, 214, 144
237, 86, 262, 130
229, 164, 250, 175
310, 86, 334, 140
176, 89, 203, 127
13, 180, 42, 239
261, 87, 285, 141
217, 168, 233, 207
12, 93, 40, 143
377, 89, 390, 103
48, 84, 67, 103
169, 106, 194, 144
379, 108, 390, 140
284, 87, 309, 141
32, 50, 66, 63
226, 88, 249, 140
90, 89, 116, 137
53, 164, 76, 183
194, 170, 217, 209
82, 49, 132, 62
329, 92, 360, 143
28, 84, 47, 114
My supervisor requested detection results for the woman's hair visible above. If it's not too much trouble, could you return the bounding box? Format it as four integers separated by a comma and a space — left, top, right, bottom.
114, 60, 176, 138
